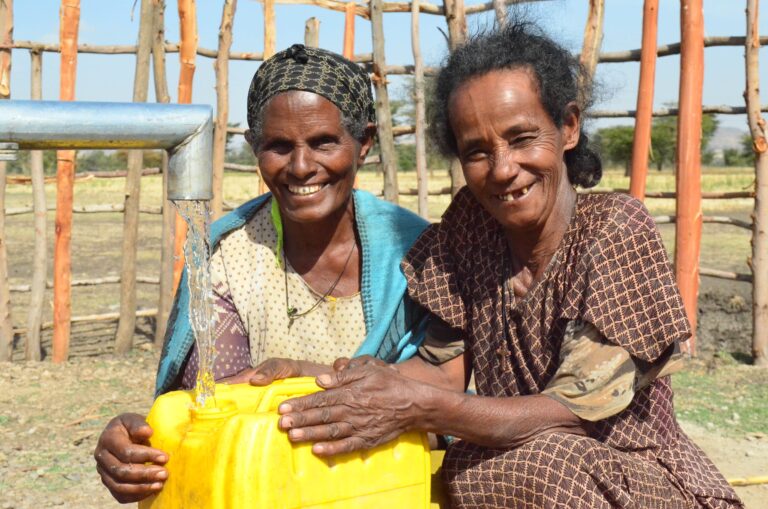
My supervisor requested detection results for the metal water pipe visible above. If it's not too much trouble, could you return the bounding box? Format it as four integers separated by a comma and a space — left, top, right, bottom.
0, 100, 213, 200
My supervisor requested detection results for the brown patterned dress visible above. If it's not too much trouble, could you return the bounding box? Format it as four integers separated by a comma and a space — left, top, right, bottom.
402, 189, 742, 509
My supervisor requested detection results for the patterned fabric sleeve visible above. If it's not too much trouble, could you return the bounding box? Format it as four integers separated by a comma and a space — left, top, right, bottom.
542, 320, 684, 422
417, 314, 466, 365
180, 282, 251, 389
574, 197, 692, 363
402, 223, 468, 331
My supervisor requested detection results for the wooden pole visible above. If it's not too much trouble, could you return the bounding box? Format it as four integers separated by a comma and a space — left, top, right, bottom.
53, 0, 80, 363
443, 0, 466, 197
212, 0, 237, 220
443, 0, 466, 50
674, 0, 704, 355
0, 0, 12, 362
343, 1, 355, 59
746, 0, 768, 367
152, 0, 171, 105
578, 0, 604, 109
343, 3, 357, 187
257, 0, 275, 197
173, 0, 197, 294
370, 0, 399, 203
492, 0, 505, 27
0, 0, 10, 99
114, 0, 155, 354
629, 0, 659, 200
25, 48, 45, 361
411, 0, 428, 219
263, 0, 275, 59
153, 0, 175, 347
304, 17, 320, 47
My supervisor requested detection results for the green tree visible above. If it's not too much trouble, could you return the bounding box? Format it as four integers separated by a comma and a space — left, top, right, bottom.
6, 150, 58, 176
741, 134, 755, 166
594, 125, 635, 173
390, 76, 449, 173
648, 113, 719, 171
650, 117, 677, 171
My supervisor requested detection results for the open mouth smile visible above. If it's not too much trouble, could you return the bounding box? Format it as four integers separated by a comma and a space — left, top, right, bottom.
497, 183, 534, 202
287, 183, 327, 196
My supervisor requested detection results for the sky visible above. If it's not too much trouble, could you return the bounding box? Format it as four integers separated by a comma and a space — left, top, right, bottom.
6, 0, 768, 132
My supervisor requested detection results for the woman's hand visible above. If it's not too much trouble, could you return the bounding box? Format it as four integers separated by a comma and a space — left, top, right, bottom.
220, 358, 302, 386
220, 358, 336, 386
277, 364, 422, 457
332, 355, 389, 372
94, 413, 168, 503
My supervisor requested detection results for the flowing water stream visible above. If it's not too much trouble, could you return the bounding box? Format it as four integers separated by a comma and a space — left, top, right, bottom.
174, 200, 216, 408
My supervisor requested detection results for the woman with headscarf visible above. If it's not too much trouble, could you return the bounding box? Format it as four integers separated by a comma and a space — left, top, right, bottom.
274, 23, 743, 508
94, 45, 433, 503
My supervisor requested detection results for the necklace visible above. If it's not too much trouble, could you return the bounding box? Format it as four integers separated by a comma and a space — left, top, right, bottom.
284, 241, 357, 326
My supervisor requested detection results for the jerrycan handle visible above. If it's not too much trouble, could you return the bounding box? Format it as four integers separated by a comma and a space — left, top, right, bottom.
256, 377, 323, 413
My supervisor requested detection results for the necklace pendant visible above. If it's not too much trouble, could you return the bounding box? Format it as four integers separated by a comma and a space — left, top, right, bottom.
286, 306, 297, 328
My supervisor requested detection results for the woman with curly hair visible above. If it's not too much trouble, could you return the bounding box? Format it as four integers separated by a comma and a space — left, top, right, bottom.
277, 22, 742, 508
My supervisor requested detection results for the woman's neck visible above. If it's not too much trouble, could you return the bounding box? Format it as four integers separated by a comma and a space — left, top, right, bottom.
281, 200, 357, 261
505, 185, 577, 280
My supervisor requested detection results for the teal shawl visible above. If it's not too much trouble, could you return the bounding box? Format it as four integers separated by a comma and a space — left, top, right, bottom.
155, 190, 429, 397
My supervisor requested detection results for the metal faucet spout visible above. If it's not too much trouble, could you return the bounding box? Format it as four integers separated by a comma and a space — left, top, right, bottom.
0, 99, 214, 201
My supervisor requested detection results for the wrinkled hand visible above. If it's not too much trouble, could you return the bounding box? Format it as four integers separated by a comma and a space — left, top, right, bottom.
332, 355, 389, 372
220, 358, 302, 386
278, 364, 419, 457
94, 413, 168, 504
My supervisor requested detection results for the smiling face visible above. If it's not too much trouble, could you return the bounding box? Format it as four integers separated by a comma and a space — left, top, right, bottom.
250, 91, 373, 225
448, 68, 580, 235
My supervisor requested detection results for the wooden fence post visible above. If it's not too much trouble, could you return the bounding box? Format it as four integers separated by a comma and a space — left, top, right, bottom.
26, 48, 45, 361
263, 0, 275, 59
172, 0, 197, 295
0, 0, 9, 99
115, 0, 155, 354
629, 0, 659, 200
746, 0, 768, 367
675, 0, 704, 355
578, 0, 604, 109
53, 0, 80, 363
257, 0, 275, 197
212, 0, 237, 220
492, 0, 506, 27
443, 0, 466, 197
153, 0, 175, 348
304, 17, 319, 48
411, 0, 428, 219
443, 0, 466, 50
343, 1, 355, 59
0, 0, 13, 362
370, 0, 399, 203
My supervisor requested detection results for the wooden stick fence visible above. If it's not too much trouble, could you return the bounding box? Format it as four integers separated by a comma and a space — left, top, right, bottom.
151, 1, 174, 349
0, 0, 13, 362
0, 1, 765, 364
26, 47, 45, 361
114, 0, 154, 355
628, 0, 658, 200
52, 0, 80, 363
745, 0, 768, 366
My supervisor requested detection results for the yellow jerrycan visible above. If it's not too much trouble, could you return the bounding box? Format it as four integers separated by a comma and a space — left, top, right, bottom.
138, 378, 433, 509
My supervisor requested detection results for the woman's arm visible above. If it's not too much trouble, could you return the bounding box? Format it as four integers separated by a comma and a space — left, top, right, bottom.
277, 358, 587, 456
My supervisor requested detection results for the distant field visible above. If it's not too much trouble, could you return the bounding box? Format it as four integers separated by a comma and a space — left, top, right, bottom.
2, 165, 756, 331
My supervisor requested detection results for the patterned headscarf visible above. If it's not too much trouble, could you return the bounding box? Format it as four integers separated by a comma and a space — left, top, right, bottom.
247, 44, 375, 131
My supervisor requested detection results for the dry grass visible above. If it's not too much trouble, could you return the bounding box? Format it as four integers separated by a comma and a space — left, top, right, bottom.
2, 166, 756, 327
